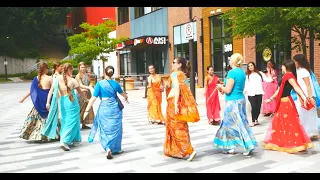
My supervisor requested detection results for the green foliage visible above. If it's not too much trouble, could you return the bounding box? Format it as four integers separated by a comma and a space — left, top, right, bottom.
0, 7, 77, 58
67, 20, 128, 65
221, 7, 320, 56
23, 71, 38, 80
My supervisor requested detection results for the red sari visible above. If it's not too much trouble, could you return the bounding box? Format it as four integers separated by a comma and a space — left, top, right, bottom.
262, 72, 313, 153
205, 75, 221, 124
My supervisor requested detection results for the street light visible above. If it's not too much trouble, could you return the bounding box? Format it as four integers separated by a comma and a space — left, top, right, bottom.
4, 36, 9, 81
189, 7, 196, 100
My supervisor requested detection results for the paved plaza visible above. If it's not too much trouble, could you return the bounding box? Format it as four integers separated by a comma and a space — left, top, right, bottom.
0, 82, 320, 173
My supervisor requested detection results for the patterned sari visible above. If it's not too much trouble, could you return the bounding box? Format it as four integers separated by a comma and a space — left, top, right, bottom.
77, 73, 94, 124
88, 80, 123, 153
163, 71, 199, 158
60, 90, 81, 145
41, 79, 61, 140
147, 74, 165, 124
263, 72, 313, 153
20, 77, 51, 141
205, 75, 221, 124
262, 69, 278, 114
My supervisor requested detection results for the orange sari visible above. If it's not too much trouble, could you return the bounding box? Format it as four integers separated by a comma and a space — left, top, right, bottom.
163, 71, 199, 158
147, 74, 165, 124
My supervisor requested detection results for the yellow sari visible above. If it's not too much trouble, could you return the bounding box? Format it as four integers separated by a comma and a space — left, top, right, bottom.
147, 74, 165, 124
163, 71, 199, 158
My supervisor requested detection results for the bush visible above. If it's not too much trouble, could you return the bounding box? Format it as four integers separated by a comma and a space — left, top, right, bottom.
0, 73, 27, 78
24, 71, 38, 80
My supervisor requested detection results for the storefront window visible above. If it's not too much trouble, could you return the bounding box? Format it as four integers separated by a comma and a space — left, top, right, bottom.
210, 15, 232, 79
120, 51, 131, 75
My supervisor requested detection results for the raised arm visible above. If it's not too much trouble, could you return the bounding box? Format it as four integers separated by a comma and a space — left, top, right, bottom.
46, 78, 55, 110
288, 78, 307, 102
19, 91, 30, 103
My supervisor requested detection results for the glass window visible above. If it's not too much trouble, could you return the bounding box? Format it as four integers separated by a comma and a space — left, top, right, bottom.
211, 16, 222, 39
118, 7, 129, 25
134, 7, 144, 19
144, 7, 151, 14
173, 26, 181, 45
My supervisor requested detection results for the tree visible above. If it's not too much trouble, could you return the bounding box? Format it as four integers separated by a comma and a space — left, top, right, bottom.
67, 20, 128, 66
221, 7, 320, 58
0, 7, 76, 58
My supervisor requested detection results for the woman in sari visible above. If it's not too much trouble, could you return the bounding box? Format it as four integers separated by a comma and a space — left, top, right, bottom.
262, 60, 278, 116
291, 54, 319, 140
75, 62, 95, 129
204, 66, 221, 125
214, 53, 257, 156
19, 62, 58, 141
147, 64, 165, 125
263, 59, 313, 153
41, 62, 63, 140
164, 57, 200, 162
84, 66, 128, 159
46, 63, 88, 151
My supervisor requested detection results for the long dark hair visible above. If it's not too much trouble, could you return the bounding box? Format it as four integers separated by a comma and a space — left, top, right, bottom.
293, 54, 311, 73
175, 57, 190, 78
282, 59, 297, 79
37, 62, 49, 89
246, 62, 262, 81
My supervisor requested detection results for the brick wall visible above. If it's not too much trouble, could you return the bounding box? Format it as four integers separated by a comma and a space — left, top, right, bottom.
243, 36, 256, 64
291, 31, 320, 81
168, 7, 203, 87
115, 7, 131, 77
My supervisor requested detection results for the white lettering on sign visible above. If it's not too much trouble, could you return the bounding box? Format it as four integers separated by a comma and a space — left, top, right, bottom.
153, 37, 167, 45
224, 44, 232, 52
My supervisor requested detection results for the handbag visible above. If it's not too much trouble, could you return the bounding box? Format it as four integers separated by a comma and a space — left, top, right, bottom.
106, 80, 124, 110
299, 96, 315, 111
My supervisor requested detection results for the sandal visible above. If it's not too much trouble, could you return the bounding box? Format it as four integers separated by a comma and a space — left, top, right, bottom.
249, 122, 255, 127
106, 149, 113, 159
254, 121, 260, 126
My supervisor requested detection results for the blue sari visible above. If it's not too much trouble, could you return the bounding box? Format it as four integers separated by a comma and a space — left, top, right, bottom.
41, 80, 60, 139
291, 71, 320, 108
88, 80, 123, 153
60, 90, 81, 145
30, 77, 49, 118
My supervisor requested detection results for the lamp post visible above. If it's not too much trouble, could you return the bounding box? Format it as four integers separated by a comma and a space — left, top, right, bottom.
189, 7, 196, 100
4, 36, 9, 81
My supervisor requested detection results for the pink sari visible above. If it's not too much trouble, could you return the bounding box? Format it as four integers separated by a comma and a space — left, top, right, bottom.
205, 75, 221, 124
262, 69, 278, 114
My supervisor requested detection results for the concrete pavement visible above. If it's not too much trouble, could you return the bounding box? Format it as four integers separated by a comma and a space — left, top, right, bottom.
0, 82, 320, 173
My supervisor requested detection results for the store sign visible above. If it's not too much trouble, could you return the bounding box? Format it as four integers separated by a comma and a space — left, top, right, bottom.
262, 47, 272, 62
134, 38, 144, 46
116, 42, 125, 50
224, 44, 232, 52
145, 36, 167, 45
153, 37, 167, 44
124, 39, 134, 46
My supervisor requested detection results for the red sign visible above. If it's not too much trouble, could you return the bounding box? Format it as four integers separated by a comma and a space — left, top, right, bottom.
116, 43, 125, 50
125, 39, 134, 46
146, 37, 153, 44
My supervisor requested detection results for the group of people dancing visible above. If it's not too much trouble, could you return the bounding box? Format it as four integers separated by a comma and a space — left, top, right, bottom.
19, 61, 128, 159
18, 52, 320, 162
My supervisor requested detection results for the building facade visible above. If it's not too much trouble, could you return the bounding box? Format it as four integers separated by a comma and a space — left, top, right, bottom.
116, 7, 169, 78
